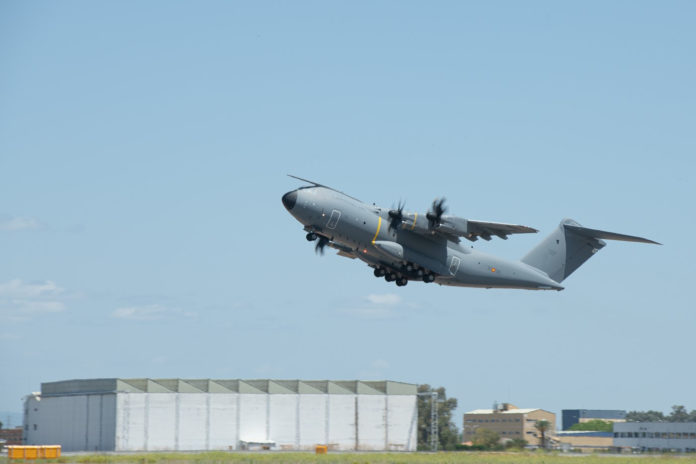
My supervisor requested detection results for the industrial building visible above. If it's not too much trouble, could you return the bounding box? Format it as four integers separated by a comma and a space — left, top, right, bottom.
23, 378, 417, 452
462, 403, 556, 447
613, 422, 696, 452
555, 430, 613, 452
562, 409, 626, 430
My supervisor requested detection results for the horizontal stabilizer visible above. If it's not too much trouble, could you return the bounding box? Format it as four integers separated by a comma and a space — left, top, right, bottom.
564, 224, 661, 245
522, 218, 660, 283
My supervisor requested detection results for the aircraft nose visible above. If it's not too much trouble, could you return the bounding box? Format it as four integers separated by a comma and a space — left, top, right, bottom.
282, 190, 298, 211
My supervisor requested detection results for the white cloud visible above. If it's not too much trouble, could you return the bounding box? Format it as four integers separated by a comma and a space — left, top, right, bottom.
366, 293, 401, 306
342, 293, 404, 319
111, 304, 167, 320
344, 306, 396, 319
111, 304, 195, 321
0, 279, 63, 298
12, 300, 65, 313
0, 279, 66, 320
0, 216, 42, 231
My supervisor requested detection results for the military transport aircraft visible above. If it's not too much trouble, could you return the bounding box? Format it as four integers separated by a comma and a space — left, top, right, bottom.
281, 176, 660, 290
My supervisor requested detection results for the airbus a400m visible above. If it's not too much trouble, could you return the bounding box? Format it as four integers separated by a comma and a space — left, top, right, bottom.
282, 176, 659, 290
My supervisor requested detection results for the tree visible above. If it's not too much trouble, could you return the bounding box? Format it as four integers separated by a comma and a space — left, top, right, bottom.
626, 406, 696, 423
534, 419, 551, 449
417, 384, 459, 450
568, 419, 613, 432
0, 420, 3, 430
626, 410, 665, 422
505, 438, 528, 450
669, 405, 690, 422
472, 428, 500, 448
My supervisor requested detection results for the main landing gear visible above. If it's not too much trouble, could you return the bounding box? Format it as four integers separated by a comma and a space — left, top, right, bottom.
306, 232, 317, 241
422, 273, 435, 283
374, 265, 435, 287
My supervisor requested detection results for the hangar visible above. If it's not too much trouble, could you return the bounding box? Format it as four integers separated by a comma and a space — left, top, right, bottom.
23, 378, 417, 452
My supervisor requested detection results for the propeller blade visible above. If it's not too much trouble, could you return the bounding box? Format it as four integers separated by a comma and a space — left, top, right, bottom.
388, 200, 405, 232
427, 197, 447, 228
315, 236, 329, 255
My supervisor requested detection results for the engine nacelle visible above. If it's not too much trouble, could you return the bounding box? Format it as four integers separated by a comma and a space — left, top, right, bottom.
434, 216, 469, 236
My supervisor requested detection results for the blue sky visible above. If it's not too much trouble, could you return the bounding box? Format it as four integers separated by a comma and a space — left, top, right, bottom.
1, 1, 695, 428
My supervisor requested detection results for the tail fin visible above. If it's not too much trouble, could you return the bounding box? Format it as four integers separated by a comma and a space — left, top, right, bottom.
521, 219, 660, 283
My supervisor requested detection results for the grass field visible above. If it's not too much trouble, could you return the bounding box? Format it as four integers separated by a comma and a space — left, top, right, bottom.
4, 452, 696, 464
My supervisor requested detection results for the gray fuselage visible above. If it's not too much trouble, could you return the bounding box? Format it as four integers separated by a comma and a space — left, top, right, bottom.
282, 186, 563, 290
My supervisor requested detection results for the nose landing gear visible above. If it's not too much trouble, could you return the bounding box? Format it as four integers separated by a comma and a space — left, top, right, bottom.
306, 232, 318, 241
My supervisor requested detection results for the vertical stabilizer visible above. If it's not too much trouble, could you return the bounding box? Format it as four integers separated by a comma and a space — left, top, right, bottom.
521, 219, 659, 283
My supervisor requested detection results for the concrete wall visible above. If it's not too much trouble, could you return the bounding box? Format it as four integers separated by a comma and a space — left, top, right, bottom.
110, 392, 416, 451
24, 394, 116, 451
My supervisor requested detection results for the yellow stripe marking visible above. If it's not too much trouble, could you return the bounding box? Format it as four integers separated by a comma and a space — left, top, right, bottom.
410, 213, 418, 231
371, 216, 382, 244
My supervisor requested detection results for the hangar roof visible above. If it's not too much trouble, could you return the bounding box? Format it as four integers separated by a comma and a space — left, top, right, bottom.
40, 379, 416, 396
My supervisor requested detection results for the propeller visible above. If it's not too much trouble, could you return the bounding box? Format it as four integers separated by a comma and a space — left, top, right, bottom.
426, 197, 447, 229
388, 201, 406, 232
315, 236, 330, 255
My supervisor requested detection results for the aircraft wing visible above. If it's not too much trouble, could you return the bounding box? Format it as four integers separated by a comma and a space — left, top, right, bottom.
427, 215, 538, 242
464, 220, 538, 241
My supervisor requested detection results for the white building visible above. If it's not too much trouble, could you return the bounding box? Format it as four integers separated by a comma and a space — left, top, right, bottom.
23, 378, 417, 452
614, 422, 696, 452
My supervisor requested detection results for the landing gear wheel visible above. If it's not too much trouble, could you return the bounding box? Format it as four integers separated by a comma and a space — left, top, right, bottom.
306, 232, 317, 241
385, 273, 396, 282
374, 268, 386, 277
423, 274, 435, 283
416, 269, 424, 277
406, 264, 414, 272
396, 277, 408, 287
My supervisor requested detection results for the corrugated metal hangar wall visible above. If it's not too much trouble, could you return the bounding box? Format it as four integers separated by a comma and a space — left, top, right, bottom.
24, 379, 418, 452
